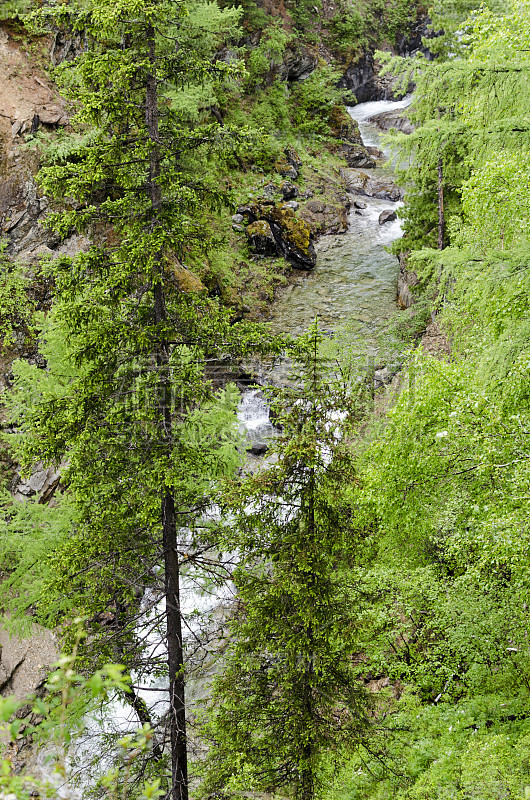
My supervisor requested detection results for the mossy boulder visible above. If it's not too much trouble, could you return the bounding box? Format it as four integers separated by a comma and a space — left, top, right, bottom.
329, 106, 363, 145
265, 204, 316, 269
239, 202, 316, 269
246, 219, 278, 256
168, 260, 206, 292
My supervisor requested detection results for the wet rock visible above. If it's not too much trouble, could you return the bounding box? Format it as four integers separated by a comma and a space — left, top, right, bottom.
338, 53, 379, 103
379, 209, 397, 225
247, 442, 269, 456
280, 181, 299, 200
354, 200, 367, 209
343, 169, 403, 202
300, 199, 348, 236
367, 145, 384, 157
339, 143, 376, 169
368, 109, 414, 134
246, 219, 278, 256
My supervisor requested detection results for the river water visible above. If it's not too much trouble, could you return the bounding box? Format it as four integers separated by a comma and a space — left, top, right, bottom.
240, 97, 409, 447
267, 98, 407, 338
35, 97, 408, 797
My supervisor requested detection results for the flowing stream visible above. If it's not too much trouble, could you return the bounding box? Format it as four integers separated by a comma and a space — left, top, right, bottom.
34, 98, 408, 796
240, 96, 409, 442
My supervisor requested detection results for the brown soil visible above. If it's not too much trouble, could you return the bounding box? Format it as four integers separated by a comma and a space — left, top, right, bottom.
0, 24, 66, 168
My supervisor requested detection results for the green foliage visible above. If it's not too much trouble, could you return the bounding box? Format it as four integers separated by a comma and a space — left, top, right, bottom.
326, 10, 365, 56
0, 243, 36, 350
202, 326, 369, 800
293, 64, 353, 134
0, 0, 29, 20
245, 20, 292, 90
287, 0, 322, 41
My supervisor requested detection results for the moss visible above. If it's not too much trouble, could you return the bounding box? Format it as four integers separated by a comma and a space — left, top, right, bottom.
247, 219, 273, 237
269, 204, 311, 255
329, 105, 362, 145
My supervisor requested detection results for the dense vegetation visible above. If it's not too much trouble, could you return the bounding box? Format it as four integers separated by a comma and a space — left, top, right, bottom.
0, 0, 529, 797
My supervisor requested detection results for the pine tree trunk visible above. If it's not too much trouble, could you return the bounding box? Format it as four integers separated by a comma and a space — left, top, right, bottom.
437, 157, 445, 250
146, 23, 189, 800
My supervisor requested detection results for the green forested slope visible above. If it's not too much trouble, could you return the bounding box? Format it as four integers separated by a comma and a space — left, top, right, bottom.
329, 3, 530, 797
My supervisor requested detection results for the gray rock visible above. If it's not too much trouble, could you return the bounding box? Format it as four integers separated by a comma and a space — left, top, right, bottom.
368, 109, 414, 134
232, 213, 244, 224
281, 181, 299, 200
247, 442, 269, 456
284, 201, 299, 210
232, 224, 245, 232
340, 143, 376, 169
353, 200, 367, 209
260, 182, 278, 199
379, 209, 397, 225
343, 169, 404, 202
278, 45, 318, 81
11, 463, 62, 503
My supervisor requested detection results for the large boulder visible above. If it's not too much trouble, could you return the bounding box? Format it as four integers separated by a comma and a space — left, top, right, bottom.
367, 109, 414, 134
246, 219, 278, 256
299, 199, 348, 236
342, 169, 404, 202
338, 53, 379, 103
329, 106, 363, 145
240, 202, 316, 269
266, 204, 316, 269
278, 45, 318, 81
339, 143, 376, 169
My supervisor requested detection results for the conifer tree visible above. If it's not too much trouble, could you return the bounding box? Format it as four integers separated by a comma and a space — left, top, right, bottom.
10, 1, 277, 796
201, 325, 369, 800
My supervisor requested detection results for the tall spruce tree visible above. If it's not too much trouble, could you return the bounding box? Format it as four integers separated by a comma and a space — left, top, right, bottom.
201, 325, 369, 800
10, 1, 276, 796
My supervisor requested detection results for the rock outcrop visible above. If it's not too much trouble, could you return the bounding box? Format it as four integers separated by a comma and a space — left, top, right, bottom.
239, 202, 317, 269
342, 169, 404, 201
368, 108, 414, 134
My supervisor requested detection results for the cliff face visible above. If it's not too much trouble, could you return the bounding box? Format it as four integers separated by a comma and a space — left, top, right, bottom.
249, 0, 428, 100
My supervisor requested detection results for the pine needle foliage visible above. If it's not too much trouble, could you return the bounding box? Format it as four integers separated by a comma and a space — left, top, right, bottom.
201, 325, 370, 800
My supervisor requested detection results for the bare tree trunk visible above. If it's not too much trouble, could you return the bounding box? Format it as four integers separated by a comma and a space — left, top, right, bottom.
437, 157, 445, 251
146, 23, 189, 800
